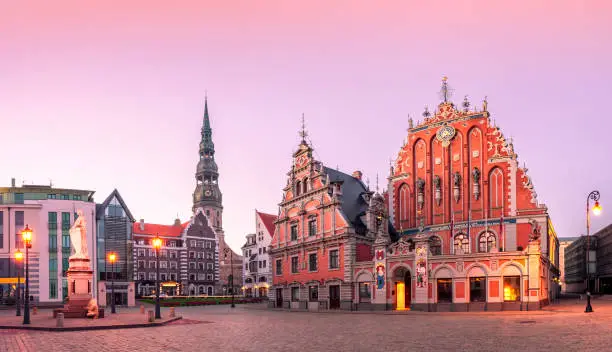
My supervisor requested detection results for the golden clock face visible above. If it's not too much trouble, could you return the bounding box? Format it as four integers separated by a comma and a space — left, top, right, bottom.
436, 125, 456, 147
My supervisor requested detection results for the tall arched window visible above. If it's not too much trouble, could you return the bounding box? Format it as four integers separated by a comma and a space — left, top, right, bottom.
453, 233, 469, 254
429, 236, 442, 255
489, 168, 504, 212
478, 232, 496, 252
295, 181, 302, 196
303, 178, 309, 194
398, 184, 410, 226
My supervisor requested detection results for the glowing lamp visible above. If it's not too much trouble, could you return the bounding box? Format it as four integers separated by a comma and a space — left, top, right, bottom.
593, 201, 602, 216
15, 249, 23, 261
152, 235, 162, 250
108, 252, 117, 263
21, 225, 33, 246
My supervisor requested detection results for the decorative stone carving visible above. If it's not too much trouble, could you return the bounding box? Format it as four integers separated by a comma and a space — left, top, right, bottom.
529, 219, 541, 241
472, 167, 481, 200
389, 237, 413, 256
521, 166, 538, 204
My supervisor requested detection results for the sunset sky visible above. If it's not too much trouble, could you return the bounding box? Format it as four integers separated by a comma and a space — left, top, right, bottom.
1, 1, 611, 252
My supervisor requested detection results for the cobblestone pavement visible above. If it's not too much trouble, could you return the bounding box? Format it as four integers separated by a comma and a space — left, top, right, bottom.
1, 299, 611, 352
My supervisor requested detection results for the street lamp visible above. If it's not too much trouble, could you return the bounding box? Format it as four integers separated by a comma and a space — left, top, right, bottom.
108, 252, 117, 314
585, 191, 602, 313
15, 249, 23, 317
21, 225, 33, 325
152, 235, 162, 319
223, 247, 235, 308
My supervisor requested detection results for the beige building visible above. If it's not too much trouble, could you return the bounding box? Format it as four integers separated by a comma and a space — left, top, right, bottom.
559, 237, 578, 293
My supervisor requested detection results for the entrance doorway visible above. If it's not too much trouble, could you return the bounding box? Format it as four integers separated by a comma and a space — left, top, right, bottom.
329, 285, 340, 309
394, 268, 411, 310
275, 288, 283, 308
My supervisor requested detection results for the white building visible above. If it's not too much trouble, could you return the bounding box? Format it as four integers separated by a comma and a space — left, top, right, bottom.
241, 210, 276, 298
0, 180, 96, 306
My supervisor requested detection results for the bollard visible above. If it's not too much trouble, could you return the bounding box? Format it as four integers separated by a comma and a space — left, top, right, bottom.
169, 307, 175, 318
147, 310, 155, 323
33, 307, 38, 315
56, 313, 64, 328
140, 305, 145, 314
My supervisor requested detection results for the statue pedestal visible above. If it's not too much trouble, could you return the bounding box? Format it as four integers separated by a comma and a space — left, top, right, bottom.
57, 257, 95, 318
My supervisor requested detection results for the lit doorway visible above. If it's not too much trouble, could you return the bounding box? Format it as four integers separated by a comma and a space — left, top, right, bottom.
394, 268, 411, 310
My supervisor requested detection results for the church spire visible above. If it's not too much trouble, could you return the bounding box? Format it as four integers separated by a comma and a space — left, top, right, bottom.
193, 96, 223, 215
200, 95, 215, 159
203, 95, 211, 131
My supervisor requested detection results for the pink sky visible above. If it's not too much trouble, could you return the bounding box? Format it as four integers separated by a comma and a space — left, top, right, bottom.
1, 1, 611, 252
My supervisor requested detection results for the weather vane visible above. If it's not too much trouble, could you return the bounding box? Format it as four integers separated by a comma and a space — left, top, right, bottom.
439, 76, 454, 103
299, 113, 308, 142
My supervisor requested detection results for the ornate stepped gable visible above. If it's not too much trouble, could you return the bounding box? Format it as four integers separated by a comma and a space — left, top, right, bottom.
390, 78, 545, 237
270, 139, 372, 248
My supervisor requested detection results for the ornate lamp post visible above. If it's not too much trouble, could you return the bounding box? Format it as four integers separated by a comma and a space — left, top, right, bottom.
585, 191, 602, 313
15, 249, 23, 317
108, 252, 117, 314
21, 225, 33, 325
152, 235, 162, 319
223, 247, 235, 308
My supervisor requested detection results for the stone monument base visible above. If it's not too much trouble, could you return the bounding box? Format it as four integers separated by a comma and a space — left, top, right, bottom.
53, 257, 100, 318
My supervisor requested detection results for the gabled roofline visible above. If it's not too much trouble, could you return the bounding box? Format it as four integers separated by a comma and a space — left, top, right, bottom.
97, 189, 136, 222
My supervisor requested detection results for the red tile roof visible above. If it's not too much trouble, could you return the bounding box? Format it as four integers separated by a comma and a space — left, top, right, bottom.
133, 221, 189, 238
256, 211, 277, 236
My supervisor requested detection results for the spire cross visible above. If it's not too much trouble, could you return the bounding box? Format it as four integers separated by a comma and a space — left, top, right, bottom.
299, 113, 308, 142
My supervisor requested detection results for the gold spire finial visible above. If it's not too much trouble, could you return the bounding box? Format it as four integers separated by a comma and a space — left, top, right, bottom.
439, 76, 453, 103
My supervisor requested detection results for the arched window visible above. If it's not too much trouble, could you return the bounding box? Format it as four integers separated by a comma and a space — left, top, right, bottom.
199, 286, 205, 294
489, 168, 504, 211
207, 286, 213, 296
429, 236, 442, 255
303, 178, 309, 194
295, 181, 301, 196
453, 233, 469, 254
479, 232, 496, 252
398, 184, 410, 225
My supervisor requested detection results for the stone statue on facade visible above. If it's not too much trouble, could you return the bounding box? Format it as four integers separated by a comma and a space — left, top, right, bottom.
69, 210, 89, 259
528, 219, 541, 241
453, 172, 461, 187
472, 167, 481, 183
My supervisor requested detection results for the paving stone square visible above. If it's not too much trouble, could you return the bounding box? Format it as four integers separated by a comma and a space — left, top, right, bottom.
1, 299, 611, 352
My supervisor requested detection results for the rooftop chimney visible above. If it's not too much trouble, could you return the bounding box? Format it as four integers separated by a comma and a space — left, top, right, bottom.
352, 170, 363, 180
139, 219, 145, 231
11, 178, 15, 187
